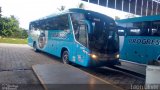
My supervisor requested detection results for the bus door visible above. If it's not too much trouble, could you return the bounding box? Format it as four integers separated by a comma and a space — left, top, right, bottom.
150, 21, 160, 62
74, 21, 89, 65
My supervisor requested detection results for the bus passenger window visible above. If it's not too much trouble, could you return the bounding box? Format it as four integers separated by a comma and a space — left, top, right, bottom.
118, 30, 125, 36
42, 14, 69, 30
57, 15, 69, 30
152, 21, 160, 36
153, 29, 160, 36
78, 25, 88, 46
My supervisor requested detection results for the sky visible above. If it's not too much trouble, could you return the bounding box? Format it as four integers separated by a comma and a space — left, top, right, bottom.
0, 0, 133, 29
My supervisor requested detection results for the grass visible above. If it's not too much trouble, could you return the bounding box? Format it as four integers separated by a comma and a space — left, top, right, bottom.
0, 37, 27, 44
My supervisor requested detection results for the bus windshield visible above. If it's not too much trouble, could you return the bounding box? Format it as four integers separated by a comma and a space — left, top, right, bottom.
71, 13, 119, 54
89, 20, 119, 54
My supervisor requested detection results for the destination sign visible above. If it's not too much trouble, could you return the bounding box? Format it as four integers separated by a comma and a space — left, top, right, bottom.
129, 39, 160, 45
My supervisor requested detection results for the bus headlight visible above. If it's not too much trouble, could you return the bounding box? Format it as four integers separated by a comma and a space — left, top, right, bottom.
90, 54, 97, 59
116, 54, 119, 58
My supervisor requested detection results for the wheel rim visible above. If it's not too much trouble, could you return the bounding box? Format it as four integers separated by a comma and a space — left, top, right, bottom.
63, 52, 69, 64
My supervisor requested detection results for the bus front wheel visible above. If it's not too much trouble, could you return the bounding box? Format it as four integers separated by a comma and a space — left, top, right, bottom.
33, 42, 38, 52
62, 51, 70, 64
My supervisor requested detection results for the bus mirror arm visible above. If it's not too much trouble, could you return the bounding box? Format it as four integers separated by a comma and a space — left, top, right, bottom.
124, 32, 127, 37
66, 30, 71, 34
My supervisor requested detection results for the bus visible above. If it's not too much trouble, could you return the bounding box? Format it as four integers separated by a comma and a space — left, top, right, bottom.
28, 8, 120, 67
116, 15, 160, 66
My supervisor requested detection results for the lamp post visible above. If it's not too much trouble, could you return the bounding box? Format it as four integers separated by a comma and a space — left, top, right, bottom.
0, 7, 1, 18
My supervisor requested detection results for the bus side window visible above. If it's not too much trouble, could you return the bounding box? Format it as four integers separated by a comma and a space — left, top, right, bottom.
153, 28, 160, 36
57, 15, 69, 30
78, 24, 88, 46
140, 24, 150, 36
117, 26, 126, 36
158, 28, 160, 36
118, 30, 125, 36
42, 14, 69, 31
30, 22, 38, 31
152, 21, 160, 36
74, 25, 79, 40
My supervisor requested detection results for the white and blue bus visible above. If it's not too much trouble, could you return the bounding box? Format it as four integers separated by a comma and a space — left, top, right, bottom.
28, 8, 120, 67
116, 15, 160, 65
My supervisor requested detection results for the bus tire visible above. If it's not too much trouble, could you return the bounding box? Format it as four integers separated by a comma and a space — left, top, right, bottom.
62, 50, 70, 64
33, 42, 38, 52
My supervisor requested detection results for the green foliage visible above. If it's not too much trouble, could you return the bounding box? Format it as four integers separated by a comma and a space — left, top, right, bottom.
115, 16, 120, 20
78, 3, 85, 9
0, 38, 27, 44
0, 15, 28, 38
57, 6, 65, 11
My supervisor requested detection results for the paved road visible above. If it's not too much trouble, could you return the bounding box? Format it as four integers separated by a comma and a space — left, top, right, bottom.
0, 43, 59, 89
117, 60, 146, 75
0, 43, 146, 90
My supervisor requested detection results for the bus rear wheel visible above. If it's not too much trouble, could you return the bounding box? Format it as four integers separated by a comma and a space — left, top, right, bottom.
62, 51, 69, 64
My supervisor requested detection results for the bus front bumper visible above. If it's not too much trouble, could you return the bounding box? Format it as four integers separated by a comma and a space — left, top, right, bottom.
89, 58, 121, 67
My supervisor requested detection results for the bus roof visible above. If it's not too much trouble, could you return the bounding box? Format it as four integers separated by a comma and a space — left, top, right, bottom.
31, 10, 70, 22
116, 15, 160, 23
30, 8, 114, 23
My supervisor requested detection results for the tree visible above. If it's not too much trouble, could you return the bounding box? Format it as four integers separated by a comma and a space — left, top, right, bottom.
0, 15, 28, 38
77, 3, 85, 9
0, 17, 15, 37
21, 29, 28, 38
57, 5, 65, 11
0, 6, 2, 18
115, 16, 120, 20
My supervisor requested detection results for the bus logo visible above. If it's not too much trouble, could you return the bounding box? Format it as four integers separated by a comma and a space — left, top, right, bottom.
38, 31, 48, 48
